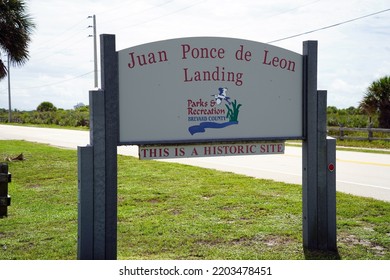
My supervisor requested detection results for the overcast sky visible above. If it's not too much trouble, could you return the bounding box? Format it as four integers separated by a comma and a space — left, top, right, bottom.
0, 0, 389, 110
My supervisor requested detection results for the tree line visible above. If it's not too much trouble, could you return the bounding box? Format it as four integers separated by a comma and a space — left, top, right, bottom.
0, 102, 89, 127
327, 106, 377, 128
0, 100, 381, 129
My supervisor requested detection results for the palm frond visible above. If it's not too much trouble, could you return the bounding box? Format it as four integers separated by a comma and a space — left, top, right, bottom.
0, 0, 36, 73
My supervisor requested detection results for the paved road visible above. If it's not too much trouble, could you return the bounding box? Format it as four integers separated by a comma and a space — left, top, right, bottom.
1, 124, 390, 202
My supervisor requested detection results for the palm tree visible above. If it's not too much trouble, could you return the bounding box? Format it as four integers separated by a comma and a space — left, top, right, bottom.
0, 0, 36, 79
359, 76, 390, 128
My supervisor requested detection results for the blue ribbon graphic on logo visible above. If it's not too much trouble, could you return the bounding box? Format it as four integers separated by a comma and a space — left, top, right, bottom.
188, 121, 238, 135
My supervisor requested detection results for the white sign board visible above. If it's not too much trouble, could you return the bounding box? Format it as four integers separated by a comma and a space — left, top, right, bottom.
139, 142, 285, 160
118, 37, 303, 145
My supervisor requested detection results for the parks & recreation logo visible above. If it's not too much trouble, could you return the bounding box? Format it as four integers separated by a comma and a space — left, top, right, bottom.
187, 87, 242, 135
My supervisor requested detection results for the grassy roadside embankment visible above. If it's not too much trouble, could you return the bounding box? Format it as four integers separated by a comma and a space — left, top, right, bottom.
0, 140, 389, 260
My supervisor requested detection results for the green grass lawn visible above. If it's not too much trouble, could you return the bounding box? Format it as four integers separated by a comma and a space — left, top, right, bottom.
0, 140, 389, 260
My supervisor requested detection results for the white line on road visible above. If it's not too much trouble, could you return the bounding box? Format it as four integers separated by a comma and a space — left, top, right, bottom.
337, 180, 390, 190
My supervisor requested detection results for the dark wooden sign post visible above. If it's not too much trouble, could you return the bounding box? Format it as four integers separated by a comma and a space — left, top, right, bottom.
77, 35, 336, 260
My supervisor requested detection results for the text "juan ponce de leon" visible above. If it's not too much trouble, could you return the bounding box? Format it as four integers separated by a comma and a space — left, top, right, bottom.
126, 44, 297, 86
